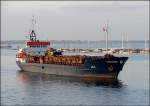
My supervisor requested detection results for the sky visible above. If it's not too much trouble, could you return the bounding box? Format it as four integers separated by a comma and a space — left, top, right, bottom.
1, 1, 149, 41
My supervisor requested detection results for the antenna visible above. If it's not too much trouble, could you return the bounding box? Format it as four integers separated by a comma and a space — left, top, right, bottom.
31, 15, 36, 30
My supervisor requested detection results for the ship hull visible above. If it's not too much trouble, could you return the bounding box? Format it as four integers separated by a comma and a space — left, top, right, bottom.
16, 56, 128, 80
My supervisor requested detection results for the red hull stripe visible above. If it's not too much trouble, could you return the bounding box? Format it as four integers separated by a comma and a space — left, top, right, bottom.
27, 41, 50, 45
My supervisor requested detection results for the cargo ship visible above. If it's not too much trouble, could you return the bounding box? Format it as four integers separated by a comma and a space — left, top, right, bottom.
16, 29, 128, 80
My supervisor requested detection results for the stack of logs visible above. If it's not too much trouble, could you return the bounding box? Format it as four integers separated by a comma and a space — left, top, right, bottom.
25, 48, 101, 65
18, 47, 103, 65
26, 55, 87, 65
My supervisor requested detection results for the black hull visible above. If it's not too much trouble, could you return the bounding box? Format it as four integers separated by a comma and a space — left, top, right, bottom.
16, 56, 128, 80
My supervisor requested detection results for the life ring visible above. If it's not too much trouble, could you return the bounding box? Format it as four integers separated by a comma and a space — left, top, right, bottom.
108, 65, 113, 71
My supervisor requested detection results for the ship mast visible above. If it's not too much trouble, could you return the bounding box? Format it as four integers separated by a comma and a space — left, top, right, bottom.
122, 34, 124, 49
30, 15, 37, 41
145, 36, 147, 50
104, 20, 109, 52
31, 15, 36, 31
126, 33, 128, 49
126, 33, 129, 53
106, 20, 109, 51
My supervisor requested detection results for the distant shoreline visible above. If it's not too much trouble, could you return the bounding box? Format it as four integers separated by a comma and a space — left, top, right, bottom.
1, 40, 149, 44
